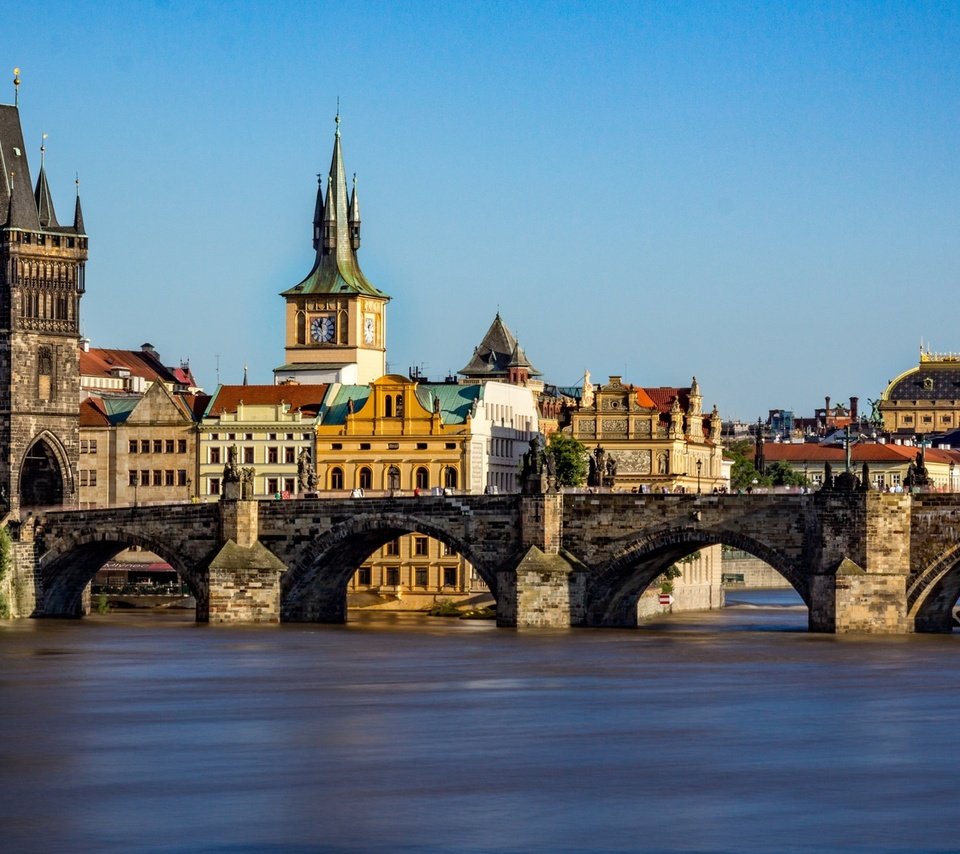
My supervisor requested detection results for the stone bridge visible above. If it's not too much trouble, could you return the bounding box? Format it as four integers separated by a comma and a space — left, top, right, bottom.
12, 490, 960, 633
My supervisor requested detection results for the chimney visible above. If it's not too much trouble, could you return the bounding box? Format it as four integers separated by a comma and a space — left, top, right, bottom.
850, 397, 859, 421
80, 337, 90, 353
825, 396, 831, 417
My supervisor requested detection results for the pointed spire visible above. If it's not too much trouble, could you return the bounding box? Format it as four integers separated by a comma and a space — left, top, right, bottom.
73, 174, 85, 234
243, 364, 249, 386
282, 110, 387, 300
349, 173, 361, 250
312, 174, 324, 251
34, 134, 58, 228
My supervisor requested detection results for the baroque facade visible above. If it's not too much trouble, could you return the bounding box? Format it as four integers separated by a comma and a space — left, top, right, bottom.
566, 375, 724, 493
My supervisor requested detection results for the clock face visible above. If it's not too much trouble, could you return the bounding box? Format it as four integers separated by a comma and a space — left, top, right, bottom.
310, 315, 335, 343
363, 316, 375, 345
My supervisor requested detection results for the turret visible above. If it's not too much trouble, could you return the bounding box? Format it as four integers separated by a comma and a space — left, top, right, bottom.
312, 175, 324, 250
34, 146, 58, 228
349, 174, 361, 250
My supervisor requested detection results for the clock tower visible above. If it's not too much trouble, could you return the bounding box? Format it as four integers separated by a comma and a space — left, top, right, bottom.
274, 115, 389, 385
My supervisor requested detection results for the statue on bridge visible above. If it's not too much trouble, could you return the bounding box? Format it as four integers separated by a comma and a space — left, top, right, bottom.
223, 445, 241, 484
521, 435, 557, 494
904, 449, 930, 490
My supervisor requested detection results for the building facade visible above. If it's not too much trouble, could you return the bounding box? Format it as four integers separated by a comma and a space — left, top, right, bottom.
566, 375, 725, 493
0, 103, 88, 511
879, 347, 960, 436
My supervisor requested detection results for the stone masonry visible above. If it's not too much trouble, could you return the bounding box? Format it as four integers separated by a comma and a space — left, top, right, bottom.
14, 491, 960, 633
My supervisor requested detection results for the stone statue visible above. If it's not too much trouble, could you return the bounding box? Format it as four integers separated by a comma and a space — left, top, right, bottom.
522, 435, 545, 478
432, 394, 440, 415
346, 398, 355, 415
657, 451, 669, 475
297, 447, 312, 491
904, 449, 930, 489
240, 466, 256, 499
605, 454, 617, 479
223, 444, 241, 484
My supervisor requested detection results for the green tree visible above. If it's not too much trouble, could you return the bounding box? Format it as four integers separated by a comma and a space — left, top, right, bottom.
765, 460, 807, 487
547, 432, 588, 487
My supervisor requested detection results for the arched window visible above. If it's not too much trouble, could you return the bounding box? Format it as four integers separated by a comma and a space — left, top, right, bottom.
415, 467, 429, 490
359, 467, 372, 490
387, 466, 400, 490
296, 311, 306, 345
329, 467, 344, 490
444, 467, 458, 489
385, 395, 393, 418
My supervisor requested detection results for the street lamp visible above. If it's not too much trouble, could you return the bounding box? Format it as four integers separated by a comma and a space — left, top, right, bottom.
696, 458, 702, 494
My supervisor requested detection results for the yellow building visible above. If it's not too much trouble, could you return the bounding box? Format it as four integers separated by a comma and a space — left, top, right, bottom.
879, 347, 960, 436
315, 375, 486, 606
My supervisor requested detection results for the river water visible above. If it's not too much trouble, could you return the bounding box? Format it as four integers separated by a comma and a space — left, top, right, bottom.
1, 594, 958, 853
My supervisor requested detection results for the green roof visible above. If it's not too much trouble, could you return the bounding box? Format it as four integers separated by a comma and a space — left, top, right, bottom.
101, 396, 141, 425
320, 385, 372, 425
415, 384, 481, 425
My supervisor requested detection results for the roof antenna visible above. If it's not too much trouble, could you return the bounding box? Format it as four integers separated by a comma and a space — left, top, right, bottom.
13, 67, 20, 107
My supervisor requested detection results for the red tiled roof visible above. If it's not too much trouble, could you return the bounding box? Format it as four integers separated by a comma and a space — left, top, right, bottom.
642, 387, 690, 413
207, 384, 328, 417
764, 442, 960, 465
79, 396, 110, 427
80, 347, 178, 385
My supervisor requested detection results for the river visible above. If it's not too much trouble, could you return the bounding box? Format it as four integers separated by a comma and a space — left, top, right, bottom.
1, 594, 958, 853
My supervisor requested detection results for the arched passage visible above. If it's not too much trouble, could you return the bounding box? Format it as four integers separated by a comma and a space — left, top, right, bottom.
20, 432, 70, 508
909, 544, 960, 633
281, 512, 499, 623
37, 532, 207, 619
584, 527, 806, 628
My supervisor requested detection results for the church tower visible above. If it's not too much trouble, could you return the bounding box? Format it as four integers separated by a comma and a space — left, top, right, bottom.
0, 99, 88, 511
275, 114, 389, 385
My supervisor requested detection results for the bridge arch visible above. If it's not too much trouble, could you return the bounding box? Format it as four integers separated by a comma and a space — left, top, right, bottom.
281, 511, 498, 623
37, 529, 206, 618
584, 526, 806, 627
908, 544, 960, 632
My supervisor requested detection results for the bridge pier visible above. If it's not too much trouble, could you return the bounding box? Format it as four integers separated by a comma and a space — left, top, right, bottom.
208, 499, 287, 623
497, 493, 586, 628
808, 493, 912, 633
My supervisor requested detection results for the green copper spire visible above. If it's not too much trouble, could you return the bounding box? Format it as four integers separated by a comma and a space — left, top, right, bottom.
283, 113, 387, 299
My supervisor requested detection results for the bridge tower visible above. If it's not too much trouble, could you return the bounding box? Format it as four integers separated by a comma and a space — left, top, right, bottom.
0, 100, 88, 512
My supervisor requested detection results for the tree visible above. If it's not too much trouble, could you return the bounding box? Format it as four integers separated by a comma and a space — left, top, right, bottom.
547, 432, 588, 487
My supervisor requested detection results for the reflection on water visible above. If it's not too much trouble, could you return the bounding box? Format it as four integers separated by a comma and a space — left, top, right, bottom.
1, 605, 958, 853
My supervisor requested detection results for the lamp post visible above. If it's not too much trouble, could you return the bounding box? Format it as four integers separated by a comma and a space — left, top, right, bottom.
696, 458, 702, 494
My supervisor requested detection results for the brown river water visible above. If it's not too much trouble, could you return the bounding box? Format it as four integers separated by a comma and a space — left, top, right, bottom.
1, 592, 958, 853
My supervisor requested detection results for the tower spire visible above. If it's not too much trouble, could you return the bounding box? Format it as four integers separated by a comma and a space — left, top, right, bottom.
34, 133, 58, 228
349, 173, 361, 249
73, 173, 85, 234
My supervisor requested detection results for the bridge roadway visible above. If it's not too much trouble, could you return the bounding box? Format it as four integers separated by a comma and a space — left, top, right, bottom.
12, 490, 960, 633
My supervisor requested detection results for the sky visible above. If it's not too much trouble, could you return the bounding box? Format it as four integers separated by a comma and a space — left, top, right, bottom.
8, 0, 960, 421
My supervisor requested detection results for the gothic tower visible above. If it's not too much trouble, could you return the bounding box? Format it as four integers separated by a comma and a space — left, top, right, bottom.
0, 103, 88, 511
275, 114, 390, 385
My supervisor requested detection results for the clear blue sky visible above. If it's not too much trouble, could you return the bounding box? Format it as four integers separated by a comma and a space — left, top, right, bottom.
10, 1, 960, 420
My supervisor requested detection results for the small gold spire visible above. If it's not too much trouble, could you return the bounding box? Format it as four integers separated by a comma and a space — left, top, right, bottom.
13, 67, 20, 107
